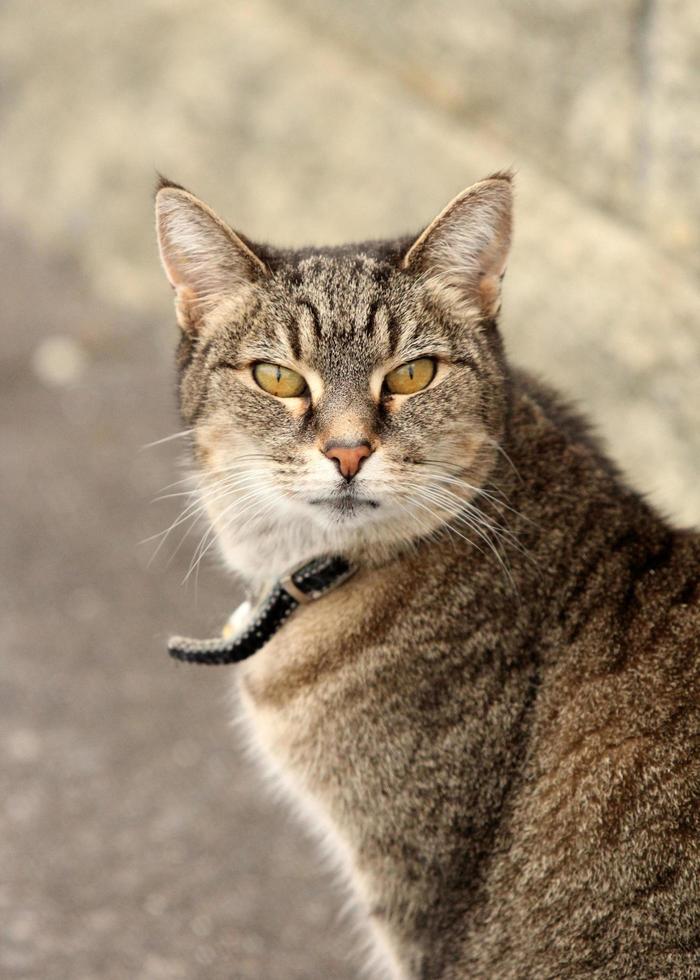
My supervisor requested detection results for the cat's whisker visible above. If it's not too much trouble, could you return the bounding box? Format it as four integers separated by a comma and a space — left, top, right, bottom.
152, 484, 215, 504
183, 477, 273, 557
418, 457, 519, 510
411, 480, 529, 554
140, 428, 194, 451
146, 472, 267, 547
481, 435, 524, 483
142, 486, 224, 558
404, 486, 517, 591
408, 468, 539, 567
153, 453, 275, 494
167, 476, 270, 572
402, 479, 501, 533
146, 470, 272, 565
417, 483, 523, 576
184, 485, 277, 585
392, 497, 454, 555
154, 472, 204, 494
402, 492, 494, 568
419, 466, 513, 507
188, 491, 280, 591
423, 470, 538, 529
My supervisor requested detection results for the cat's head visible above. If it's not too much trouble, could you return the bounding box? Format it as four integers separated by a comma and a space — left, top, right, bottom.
155, 173, 513, 582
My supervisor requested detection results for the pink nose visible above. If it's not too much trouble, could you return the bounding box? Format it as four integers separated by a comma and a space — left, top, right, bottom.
323, 441, 372, 480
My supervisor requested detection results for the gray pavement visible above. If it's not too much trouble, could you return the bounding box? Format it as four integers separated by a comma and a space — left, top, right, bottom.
0, 231, 357, 979
2, 2, 699, 978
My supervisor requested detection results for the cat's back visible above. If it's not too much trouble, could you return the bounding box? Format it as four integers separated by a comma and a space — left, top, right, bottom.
471, 525, 700, 979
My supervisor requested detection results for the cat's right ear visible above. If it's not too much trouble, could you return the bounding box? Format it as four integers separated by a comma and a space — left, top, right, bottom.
401, 173, 513, 321
155, 179, 269, 334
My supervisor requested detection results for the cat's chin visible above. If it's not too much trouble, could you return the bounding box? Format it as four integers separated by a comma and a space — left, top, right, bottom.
307, 495, 381, 519
212, 496, 419, 589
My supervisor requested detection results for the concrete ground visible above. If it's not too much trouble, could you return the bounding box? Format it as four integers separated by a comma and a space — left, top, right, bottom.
1, 2, 698, 979
0, 229, 358, 979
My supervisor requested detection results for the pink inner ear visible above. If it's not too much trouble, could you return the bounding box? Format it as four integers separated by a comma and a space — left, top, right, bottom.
156, 209, 192, 291
157, 190, 270, 310
475, 238, 509, 315
161, 250, 186, 291
478, 272, 503, 317
174, 285, 199, 335
400, 178, 512, 320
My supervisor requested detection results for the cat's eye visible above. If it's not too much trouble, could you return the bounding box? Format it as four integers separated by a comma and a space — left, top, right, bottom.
253, 362, 308, 398
384, 357, 436, 396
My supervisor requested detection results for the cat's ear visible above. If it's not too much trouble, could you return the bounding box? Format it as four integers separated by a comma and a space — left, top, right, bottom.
402, 172, 513, 320
155, 178, 269, 333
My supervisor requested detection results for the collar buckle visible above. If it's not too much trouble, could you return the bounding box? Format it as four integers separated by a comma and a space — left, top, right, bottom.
280, 554, 357, 605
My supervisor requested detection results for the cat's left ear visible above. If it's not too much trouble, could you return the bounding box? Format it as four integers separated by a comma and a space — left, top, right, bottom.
402, 172, 513, 320
155, 179, 269, 334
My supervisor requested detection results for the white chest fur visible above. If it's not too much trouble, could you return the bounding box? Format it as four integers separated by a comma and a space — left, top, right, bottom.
232, 575, 412, 980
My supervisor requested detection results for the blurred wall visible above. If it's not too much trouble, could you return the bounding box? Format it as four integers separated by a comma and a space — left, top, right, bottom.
1, 0, 698, 523
296, 0, 700, 270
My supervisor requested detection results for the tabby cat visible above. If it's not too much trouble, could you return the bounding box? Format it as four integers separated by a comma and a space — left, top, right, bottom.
155, 173, 700, 979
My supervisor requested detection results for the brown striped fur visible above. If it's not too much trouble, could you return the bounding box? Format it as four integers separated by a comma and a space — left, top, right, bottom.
156, 174, 700, 979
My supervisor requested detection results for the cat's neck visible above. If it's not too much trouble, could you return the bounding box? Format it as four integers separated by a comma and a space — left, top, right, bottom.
486, 369, 669, 628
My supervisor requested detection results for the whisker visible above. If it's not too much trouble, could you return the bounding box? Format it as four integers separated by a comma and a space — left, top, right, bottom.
153, 453, 275, 493
408, 481, 531, 553
414, 483, 525, 564
392, 496, 453, 555
186, 488, 278, 587
419, 466, 513, 508
144, 472, 267, 548
481, 436, 524, 483
402, 485, 518, 591
140, 428, 194, 451
184, 482, 275, 582
145, 468, 273, 566
166, 476, 270, 572
402, 492, 493, 566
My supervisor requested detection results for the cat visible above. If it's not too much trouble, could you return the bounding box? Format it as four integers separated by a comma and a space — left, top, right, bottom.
155, 172, 700, 979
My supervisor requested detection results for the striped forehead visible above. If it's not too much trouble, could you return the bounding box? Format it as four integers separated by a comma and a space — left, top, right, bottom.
276, 255, 406, 367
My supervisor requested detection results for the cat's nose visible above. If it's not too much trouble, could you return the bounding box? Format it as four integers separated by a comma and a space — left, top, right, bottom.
323, 440, 373, 481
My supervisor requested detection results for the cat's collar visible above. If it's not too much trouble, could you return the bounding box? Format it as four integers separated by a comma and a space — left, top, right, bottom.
167, 555, 357, 666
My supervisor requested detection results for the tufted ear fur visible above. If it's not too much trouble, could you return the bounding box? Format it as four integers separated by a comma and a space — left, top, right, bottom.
155, 178, 268, 334
402, 173, 513, 320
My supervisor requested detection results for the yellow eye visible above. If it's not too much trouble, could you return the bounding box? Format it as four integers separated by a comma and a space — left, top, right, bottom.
253, 362, 308, 398
384, 358, 436, 395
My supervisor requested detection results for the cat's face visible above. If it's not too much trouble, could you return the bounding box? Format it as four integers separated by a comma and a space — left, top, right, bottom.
156, 175, 513, 581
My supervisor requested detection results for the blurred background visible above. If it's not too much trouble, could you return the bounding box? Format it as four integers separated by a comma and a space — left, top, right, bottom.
1, 2, 699, 977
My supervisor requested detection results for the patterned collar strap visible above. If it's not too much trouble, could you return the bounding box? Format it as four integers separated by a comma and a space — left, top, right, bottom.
167, 555, 356, 666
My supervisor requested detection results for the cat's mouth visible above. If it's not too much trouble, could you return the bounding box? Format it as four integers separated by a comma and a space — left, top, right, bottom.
308, 494, 380, 516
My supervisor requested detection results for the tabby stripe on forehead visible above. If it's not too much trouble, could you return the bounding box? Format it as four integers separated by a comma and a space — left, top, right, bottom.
386, 312, 400, 356
297, 299, 322, 341
366, 302, 400, 356
285, 317, 302, 360
365, 300, 379, 337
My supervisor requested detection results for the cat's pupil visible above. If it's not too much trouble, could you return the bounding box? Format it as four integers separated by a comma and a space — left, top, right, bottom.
275, 365, 281, 383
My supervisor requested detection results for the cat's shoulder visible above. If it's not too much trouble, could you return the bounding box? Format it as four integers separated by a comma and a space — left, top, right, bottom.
510, 367, 615, 467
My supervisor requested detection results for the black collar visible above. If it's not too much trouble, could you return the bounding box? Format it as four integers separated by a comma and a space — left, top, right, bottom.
167, 555, 357, 666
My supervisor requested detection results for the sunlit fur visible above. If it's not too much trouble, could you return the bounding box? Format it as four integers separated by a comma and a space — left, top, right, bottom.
156, 176, 700, 980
